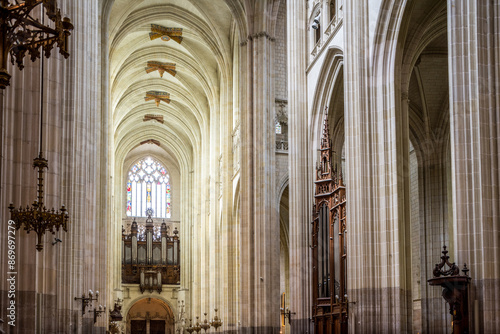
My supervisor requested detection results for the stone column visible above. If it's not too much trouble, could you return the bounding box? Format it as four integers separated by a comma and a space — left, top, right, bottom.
239, 1, 279, 332
448, 1, 500, 333
286, 0, 311, 333
218, 43, 238, 333
419, 141, 451, 333
344, 0, 409, 332
0, 0, 105, 332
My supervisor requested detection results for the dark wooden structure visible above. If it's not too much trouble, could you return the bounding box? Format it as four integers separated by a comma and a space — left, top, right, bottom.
312, 111, 348, 333
122, 213, 180, 291
428, 246, 471, 334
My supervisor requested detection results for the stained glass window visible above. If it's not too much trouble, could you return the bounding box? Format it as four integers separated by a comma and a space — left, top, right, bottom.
275, 121, 282, 134
126, 157, 171, 218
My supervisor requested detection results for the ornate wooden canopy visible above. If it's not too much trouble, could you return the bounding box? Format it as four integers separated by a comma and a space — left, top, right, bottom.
312, 108, 348, 334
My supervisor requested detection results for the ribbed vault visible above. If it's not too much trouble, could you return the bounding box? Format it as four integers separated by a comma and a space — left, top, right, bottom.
108, 0, 242, 173
104, 2, 250, 328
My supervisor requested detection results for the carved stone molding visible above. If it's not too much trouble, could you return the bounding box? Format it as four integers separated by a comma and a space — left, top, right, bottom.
275, 99, 288, 125
240, 31, 276, 46
218, 155, 223, 199
275, 140, 288, 151
232, 124, 240, 176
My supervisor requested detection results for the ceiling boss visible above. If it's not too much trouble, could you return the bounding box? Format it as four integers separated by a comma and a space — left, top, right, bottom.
145, 90, 171, 107
145, 61, 177, 78
149, 24, 183, 44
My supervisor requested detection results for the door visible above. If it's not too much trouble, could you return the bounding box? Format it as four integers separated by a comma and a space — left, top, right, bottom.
150, 320, 165, 334
131, 320, 146, 334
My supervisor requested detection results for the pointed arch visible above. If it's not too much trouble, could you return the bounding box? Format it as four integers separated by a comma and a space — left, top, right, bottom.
309, 47, 344, 167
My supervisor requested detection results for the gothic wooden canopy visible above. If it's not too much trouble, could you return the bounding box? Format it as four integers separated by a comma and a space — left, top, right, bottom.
312, 109, 348, 334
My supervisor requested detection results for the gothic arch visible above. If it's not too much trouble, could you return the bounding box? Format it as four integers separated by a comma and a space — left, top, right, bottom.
278, 180, 289, 248
373, 0, 452, 332
123, 295, 176, 320
124, 296, 176, 334
122, 155, 174, 218
277, 174, 289, 204
278, 182, 290, 334
309, 47, 344, 155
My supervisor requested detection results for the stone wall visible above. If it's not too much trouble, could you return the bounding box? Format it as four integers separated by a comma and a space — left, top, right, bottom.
0, 1, 106, 333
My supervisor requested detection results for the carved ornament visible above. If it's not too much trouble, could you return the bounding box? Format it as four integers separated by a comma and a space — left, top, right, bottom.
143, 114, 164, 124
145, 61, 177, 78
145, 90, 171, 106
150, 24, 183, 44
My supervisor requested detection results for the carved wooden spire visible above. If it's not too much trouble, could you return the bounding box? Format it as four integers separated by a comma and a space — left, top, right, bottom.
317, 107, 334, 181
311, 106, 348, 331
320, 107, 332, 150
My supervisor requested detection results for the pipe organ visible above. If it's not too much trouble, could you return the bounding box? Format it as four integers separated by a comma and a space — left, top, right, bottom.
312, 111, 348, 333
122, 213, 180, 293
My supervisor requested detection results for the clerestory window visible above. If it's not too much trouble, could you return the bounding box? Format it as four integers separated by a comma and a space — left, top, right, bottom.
126, 157, 171, 218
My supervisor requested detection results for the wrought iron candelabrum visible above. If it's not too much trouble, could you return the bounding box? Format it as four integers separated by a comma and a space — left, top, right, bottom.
74, 290, 99, 316
0, 0, 74, 89
91, 304, 106, 323
200, 313, 211, 332
192, 316, 201, 333
176, 300, 185, 332
185, 319, 194, 334
9, 152, 69, 251
185, 309, 222, 333
210, 309, 222, 331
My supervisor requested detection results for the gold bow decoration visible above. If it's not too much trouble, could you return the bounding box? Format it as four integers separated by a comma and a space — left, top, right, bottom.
143, 114, 164, 124
149, 24, 183, 44
145, 61, 177, 78
144, 91, 171, 107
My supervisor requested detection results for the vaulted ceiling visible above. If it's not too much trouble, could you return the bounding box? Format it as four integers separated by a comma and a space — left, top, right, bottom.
401, 0, 449, 151
108, 0, 242, 170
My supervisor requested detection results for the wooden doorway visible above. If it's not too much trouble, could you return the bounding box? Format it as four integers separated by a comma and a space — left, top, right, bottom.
127, 298, 173, 334
131, 320, 146, 334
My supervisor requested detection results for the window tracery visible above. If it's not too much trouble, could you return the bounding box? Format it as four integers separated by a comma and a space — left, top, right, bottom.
126, 157, 171, 218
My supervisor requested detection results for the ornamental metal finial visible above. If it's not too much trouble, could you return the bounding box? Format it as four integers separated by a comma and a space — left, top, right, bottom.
432, 245, 460, 277
0, 0, 74, 89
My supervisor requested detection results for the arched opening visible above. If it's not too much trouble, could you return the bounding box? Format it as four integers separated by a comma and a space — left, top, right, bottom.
329, 0, 337, 22
126, 298, 175, 334
103, 0, 243, 330
327, 66, 345, 174
308, 48, 347, 333
126, 156, 172, 219
398, 1, 451, 332
279, 184, 290, 334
